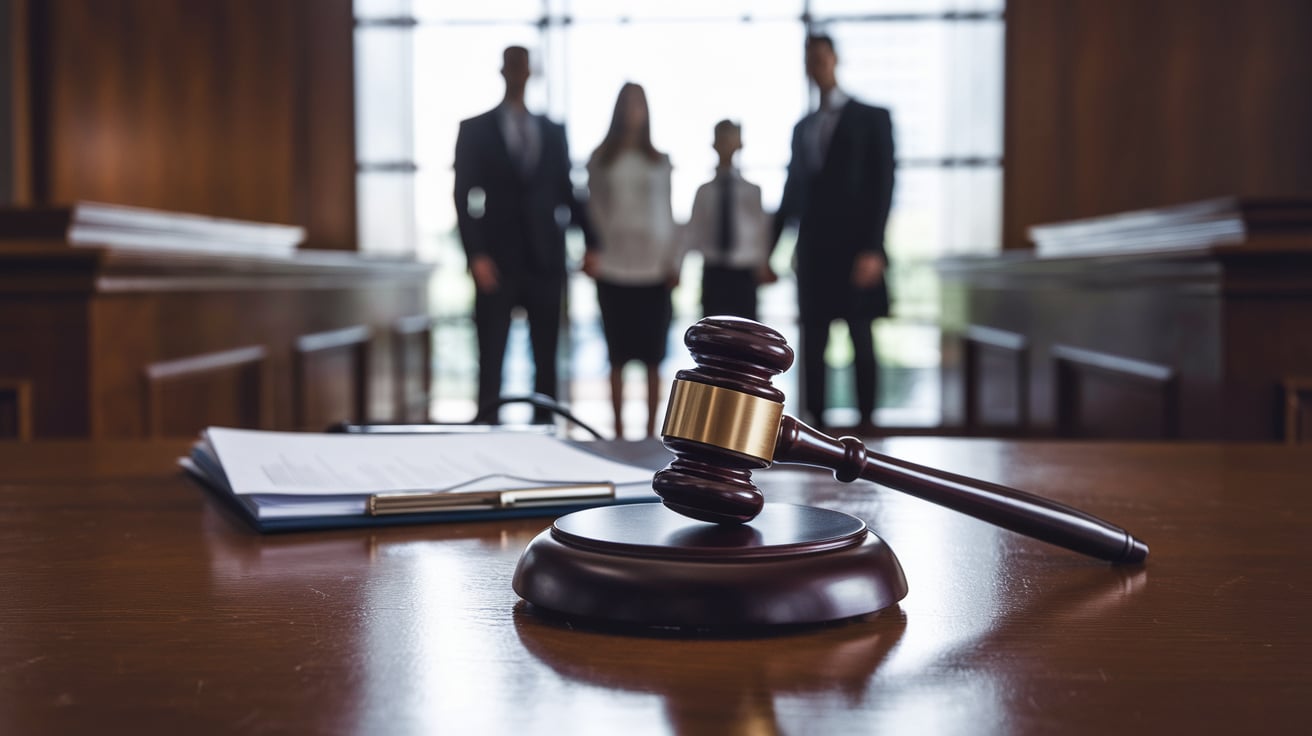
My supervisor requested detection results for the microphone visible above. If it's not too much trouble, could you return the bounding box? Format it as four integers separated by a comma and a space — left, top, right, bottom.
652, 316, 1149, 564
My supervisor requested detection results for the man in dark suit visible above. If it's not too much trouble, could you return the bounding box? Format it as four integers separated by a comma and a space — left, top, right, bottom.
454, 46, 594, 424
772, 34, 895, 431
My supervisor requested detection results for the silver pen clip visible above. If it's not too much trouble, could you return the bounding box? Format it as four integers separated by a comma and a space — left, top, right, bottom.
367, 482, 616, 516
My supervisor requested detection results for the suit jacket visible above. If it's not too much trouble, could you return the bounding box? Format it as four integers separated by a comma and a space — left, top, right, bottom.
774, 99, 895, 320
454, 108, 593, 281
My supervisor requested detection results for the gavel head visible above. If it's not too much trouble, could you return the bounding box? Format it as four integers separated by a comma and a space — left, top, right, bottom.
653, 316, 793, 524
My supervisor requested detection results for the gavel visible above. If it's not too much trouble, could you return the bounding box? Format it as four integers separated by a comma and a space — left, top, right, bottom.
652, 316, 1149, 564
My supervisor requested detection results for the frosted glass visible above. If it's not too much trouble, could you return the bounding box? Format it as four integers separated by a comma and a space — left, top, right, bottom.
887, 165, 1001, 258
358, 172, 417, 255
354, 0, 413, 20
550, 0, 804, 21
810, 0, 1003, 15
355, 28, 415, 164
411, 25, 544, 165
823, 19, 1004, 160
413, 0, 543, 22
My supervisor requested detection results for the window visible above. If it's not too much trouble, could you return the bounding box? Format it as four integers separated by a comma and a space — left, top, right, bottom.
354, 0, 1004, 428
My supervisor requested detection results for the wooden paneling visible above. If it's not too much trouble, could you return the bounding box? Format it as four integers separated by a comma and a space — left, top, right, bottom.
392, 315, 433, 424
0, 291, 92, 438
0, 378, 33, 440
1, 0, 19, 204
939, 253, 1220, 438
3, 0, 37, 205
1005, 0, 1312, 248
961, 326, 1028, 433
143, 346, 268, 438
0, 241, 432, 439
294, 325, 371, 432
1284, 378, 1312, 445
11, 0, 356, 249
294, 0, 357, 252
940, 198, 1312, 441
1053, 345, 1178, 440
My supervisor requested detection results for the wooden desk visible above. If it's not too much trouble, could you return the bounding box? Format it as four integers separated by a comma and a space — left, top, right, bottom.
1, 438, 1308, 734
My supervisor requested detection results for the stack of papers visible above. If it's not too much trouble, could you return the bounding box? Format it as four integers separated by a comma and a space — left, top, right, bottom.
182, 428, 659, 531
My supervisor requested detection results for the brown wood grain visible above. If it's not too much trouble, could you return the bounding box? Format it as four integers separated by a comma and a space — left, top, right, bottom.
17, 0, 356, 249
1285, 378, 1312, 444
0, 438, 1307, 734
940, 206, 1312, 441
392, 315, 433, 424
0, 377, 33, 439
0, 244, 432, 438
143, 346, 269, 437
1005, 0, 1312, 248
293, 325, 371, 431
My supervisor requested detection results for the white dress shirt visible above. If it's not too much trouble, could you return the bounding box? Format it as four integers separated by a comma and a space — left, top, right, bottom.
496, 103, 541, 174
586, 150, 680, 284
805, 87, 850, 171
682, 167, 769, 270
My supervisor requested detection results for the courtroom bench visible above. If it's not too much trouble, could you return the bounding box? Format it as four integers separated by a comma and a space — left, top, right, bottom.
0, 203, 434, 439
938, 196, 1312, 442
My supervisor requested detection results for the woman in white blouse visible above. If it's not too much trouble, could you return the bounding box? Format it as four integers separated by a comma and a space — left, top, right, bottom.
583, 82, 682, 439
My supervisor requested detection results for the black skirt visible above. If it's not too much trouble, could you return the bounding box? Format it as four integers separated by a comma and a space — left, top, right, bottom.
596, 280, 672, 365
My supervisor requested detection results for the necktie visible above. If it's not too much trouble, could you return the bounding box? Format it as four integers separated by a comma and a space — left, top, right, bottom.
819, 112, 837, 157
717, 174, 734, 256
513, 113, 534, 175
811, 101, 840, 171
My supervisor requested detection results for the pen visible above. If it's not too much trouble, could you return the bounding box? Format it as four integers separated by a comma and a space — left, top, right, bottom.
367, 483, 616, 516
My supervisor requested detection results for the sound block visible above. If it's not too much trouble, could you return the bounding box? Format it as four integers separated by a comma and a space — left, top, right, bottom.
512, 503, 908, 629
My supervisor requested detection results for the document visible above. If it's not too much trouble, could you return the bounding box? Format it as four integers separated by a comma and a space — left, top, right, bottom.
182, 428, 660, 530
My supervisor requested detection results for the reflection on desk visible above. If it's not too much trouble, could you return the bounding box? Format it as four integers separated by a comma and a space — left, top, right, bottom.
0, 438, 1308, 734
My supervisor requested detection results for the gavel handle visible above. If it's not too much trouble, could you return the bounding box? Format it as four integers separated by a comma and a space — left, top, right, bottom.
775, 417, 1149, 564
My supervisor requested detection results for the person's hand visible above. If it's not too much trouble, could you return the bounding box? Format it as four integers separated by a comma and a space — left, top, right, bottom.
581, 250, 600, 279
756, 264, 779, 284
470, 255, 500, 293
852, 253, 886, 289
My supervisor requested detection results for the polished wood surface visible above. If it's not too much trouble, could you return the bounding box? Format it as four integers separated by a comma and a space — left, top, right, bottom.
515, 503, 907, 628
1005, 0, 1312, 248
1, 437, 1308, 734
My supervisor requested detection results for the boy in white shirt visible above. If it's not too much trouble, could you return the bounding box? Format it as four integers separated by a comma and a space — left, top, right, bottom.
684, 120, 774, 320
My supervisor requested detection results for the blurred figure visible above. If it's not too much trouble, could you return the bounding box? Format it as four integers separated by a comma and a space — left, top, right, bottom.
683, 120, 774, 320
583, 83, 681, 438
454, 46, 595, 424
772, 34, 895, 431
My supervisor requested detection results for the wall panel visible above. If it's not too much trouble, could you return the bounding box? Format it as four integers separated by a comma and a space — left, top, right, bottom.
294, 326, 371, 432
1005, 0, 1312, 247
1052, 346, 1178, 440
962, 326, 1028, 433
0, 244, 431, 439
392, 315, 433, 424
0, 378, 32, 440
143, 346, 268, 438
13, 0, 356, 249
